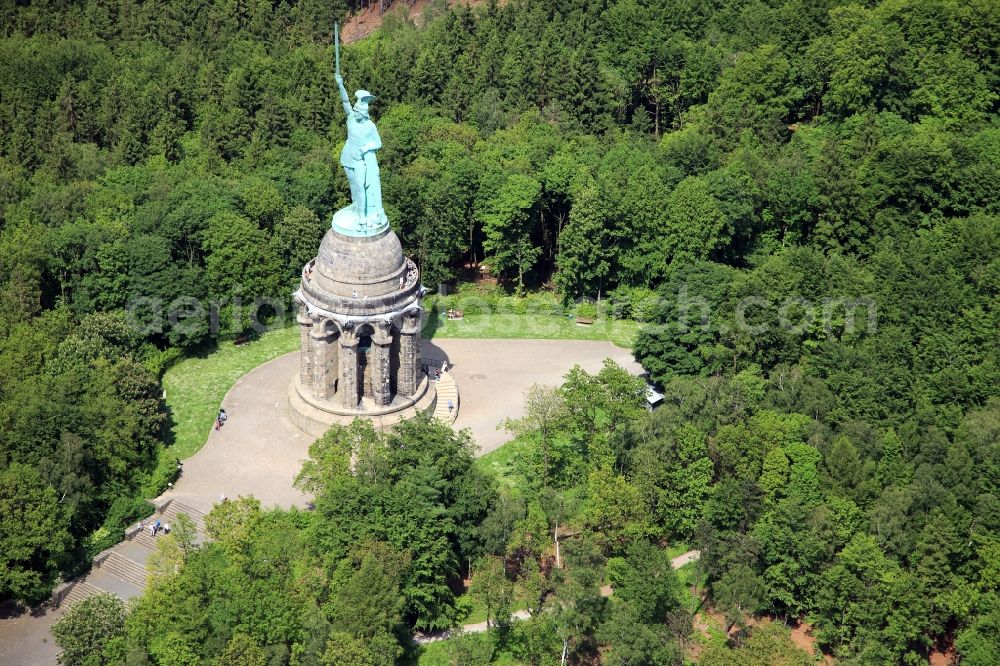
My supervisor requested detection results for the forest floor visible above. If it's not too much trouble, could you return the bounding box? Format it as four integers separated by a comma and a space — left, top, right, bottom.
788, 622, 833, 665
416, 550, 702, 662
686, 610, 832, 664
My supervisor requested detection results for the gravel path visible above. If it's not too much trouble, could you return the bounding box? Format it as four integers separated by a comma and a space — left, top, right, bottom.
0, 603, 63, 666
671, 549, 701, 569
460, 610, 533, 634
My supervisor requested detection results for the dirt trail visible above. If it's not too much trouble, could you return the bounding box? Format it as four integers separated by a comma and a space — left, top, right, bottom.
341, 0, 502, 43
789, 621, 834, 665
671, 549, 701, 569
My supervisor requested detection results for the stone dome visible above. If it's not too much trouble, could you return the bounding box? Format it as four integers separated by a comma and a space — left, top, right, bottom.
315, 227, 405, 295
298, 226, 420, 318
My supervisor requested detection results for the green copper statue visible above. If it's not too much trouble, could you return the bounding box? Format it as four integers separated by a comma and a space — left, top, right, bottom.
332, 22, 387, 237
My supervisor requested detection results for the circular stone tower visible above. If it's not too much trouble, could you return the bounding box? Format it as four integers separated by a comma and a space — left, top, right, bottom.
287, 221, 434, 436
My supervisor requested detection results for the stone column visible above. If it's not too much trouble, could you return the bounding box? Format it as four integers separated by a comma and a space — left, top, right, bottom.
371, 324, 393, 407
338, 331, 359, 409
297, 308, 313, 387
310, 326, 335, 401
397, 309, 421, 397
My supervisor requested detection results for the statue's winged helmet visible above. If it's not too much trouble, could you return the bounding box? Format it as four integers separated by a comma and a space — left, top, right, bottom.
353, 90, 377, 114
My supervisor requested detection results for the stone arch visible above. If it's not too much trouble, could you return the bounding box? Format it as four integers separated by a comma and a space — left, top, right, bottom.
353, 321, 375, 338
313, 317, 339, 338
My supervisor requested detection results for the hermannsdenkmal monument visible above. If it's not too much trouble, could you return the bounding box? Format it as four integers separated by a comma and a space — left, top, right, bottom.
287, 24, 443, 435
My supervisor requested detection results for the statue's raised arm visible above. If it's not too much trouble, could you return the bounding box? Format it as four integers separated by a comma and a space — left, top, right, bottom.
335, 73, 352, 117
331, 22, 388, 237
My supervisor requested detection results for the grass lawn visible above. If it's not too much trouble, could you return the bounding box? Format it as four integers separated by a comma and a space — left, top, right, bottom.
417, 638, 523, 665
423, 309, 640, 349
456, 585, 535, 626
162, 326, 299, 460
676, 561, 708, 615
415, 640, 455, 665
475, 434, 532, 490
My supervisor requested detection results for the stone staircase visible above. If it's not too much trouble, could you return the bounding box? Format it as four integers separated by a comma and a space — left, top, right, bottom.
131, 499, 207, 549
432, 371, 459, 424
51, 498, 210, 610
97, 552, 148, 589
163, 498, 208, 527
130, 529, 158, 550
58, 580, 103, 608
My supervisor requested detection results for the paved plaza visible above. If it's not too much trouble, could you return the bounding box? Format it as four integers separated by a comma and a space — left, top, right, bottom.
164, 337, 641, 512
425, 338, 643, 454
0, 337, 641, 664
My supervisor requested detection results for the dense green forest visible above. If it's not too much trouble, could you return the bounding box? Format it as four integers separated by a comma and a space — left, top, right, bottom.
1, 0, 999, 663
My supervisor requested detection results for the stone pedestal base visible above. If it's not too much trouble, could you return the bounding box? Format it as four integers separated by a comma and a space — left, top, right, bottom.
286, 373, 436, 438
331, 206, 389, 238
